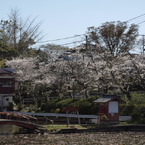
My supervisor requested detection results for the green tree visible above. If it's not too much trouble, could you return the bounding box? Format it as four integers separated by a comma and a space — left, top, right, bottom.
86, 21, 139, 98
87, 21, 138, 58
0, 9, 43, 57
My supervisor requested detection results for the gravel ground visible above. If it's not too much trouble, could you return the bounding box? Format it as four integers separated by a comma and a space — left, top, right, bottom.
0, 132, 145, 145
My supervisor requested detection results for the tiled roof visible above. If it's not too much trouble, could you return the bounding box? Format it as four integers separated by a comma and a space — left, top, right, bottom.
0, 68, 15, 74
94, 94, 124, 103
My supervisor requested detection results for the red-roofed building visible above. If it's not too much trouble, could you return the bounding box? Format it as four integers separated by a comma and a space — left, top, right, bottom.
94, 94, 125, 123
0, 68, 17, 111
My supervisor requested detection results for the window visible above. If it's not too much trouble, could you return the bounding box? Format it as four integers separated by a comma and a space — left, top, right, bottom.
2, 81, 12, 87
6, 98, 9, 102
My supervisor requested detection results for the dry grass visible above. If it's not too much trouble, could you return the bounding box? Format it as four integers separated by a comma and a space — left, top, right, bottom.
0, 131, 145, 145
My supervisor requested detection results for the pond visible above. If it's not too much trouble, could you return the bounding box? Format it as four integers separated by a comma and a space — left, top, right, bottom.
0, 124, 22, 134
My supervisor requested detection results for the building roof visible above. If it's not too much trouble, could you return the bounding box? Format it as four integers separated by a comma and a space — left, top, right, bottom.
94, 94, 125, 103
0, 68, 15, 74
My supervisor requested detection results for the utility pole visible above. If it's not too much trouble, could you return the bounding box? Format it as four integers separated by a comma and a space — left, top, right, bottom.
142, 35, 145, 55
83, 35, 88, 60
85, 35, 88, 50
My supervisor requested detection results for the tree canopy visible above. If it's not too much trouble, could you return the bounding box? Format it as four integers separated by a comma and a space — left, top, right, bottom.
87, 21, 138, 57
4, 18, 145, 104
0, 9, 43, 59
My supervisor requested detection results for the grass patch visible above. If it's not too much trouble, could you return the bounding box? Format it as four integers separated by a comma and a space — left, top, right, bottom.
44, 123, 110, 132
119, 121, 129, 125
44, 124, 95, 131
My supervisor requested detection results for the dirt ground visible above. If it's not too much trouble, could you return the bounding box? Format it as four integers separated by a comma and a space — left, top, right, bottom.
0, 131, 145, 145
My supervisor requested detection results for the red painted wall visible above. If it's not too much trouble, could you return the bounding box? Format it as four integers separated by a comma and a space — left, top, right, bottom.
99, 102, 119, 122
99, 103, 108, 114
0, 78, 15, 94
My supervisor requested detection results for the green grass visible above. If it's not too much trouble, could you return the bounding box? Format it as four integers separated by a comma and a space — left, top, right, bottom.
44, 124, 95, 131
44, 123, 111, 132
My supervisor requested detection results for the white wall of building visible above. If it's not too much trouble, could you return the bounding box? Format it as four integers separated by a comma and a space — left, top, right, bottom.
109, 101, 118, 113
3, 96, 13, 107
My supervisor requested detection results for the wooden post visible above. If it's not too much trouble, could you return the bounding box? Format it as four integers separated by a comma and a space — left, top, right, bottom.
77, 111, 81, 125
66, 111, 70, 126
45, 116, 47, 124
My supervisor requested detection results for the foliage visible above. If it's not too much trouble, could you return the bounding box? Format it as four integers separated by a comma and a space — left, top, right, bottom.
131, 104, 145, 123
3, 18, 145, 120
45, 124, 86, 131
55, 108, 60, 113
0, 9, 43, 58
7, 102, 14, 111
0, 41, 17, 59
2, 9, 145, 123
120, 92, 145, 123
120, 104, 135, 116
129, 92, 145, 105
55, 98, 74, 108
0, 59, 5, 67
40, 96, 99, 114
27, 104, 40, 112
87, 21, 138, 57
101, 114, 109, 120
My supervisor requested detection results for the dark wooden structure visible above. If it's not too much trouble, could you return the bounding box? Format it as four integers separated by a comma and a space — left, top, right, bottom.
62, 107, 80, 125
0, 68, 17, 111
0, 68, 16, 94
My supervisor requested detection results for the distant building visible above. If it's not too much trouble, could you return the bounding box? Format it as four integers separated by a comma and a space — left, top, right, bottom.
0, 68, 16, 111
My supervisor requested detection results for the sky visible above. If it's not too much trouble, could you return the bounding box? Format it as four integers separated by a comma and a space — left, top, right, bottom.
1, 0, 145, 47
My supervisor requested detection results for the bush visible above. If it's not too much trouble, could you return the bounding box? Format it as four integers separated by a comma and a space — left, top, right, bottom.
78, 100, 92, 114
73, 98, 99, 114
55, 108, 60, 113
120, 103, 145, 123
7, 102, 14, 111
131, 104, 145, 123
120, 104, 135, 116
55, 98, 74, 109
130, 92, 145, 105
28, 104, 40, 112
101, 114, 109, 120
39, 97, 99, 114
40, 98, 61, 112
40, 102, 52, 112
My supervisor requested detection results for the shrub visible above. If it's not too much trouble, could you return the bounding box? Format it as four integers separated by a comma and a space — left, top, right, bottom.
101, 114, 109, 120
131, 104, 145, 123
7, 102, 14, 111
120, 103, 145, 123
40, 96, 99, 114
55, 108, 60, 113
120, 104, 135, 116
74, 98, 98, 114
56, 98, 74, 109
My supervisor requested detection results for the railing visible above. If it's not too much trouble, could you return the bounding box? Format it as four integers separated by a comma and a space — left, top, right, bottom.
7, 111, 131, 121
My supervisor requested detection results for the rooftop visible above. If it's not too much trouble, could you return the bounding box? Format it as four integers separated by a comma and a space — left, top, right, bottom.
94, 94, 124, 103
0, 68, 15, 74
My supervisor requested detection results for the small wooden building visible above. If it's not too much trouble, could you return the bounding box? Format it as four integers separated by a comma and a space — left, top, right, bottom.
94, 95, 125, 123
